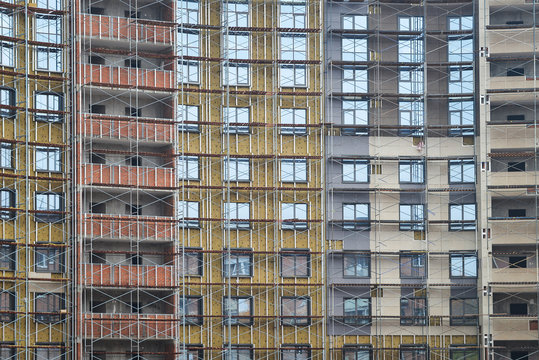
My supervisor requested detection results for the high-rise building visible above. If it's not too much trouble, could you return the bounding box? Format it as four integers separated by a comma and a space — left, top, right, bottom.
0, 0, 537, 359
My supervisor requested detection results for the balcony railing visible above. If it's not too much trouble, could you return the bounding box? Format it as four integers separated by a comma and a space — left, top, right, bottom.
489, 218, 537, 244
82, 214, 175, 241
81, 264, 175, 288
82, 163, 175, 188
79, 113, 174, 143
492, 317, 538, 341
81, 64, 175, 90
80, 14, 174, 44
82, 313, 176, 339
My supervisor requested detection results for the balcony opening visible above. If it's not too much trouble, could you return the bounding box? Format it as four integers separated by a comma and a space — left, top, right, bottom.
507, 114, 525, 122
511, 352, 529, 360
90, 153, 105, 164
125, 10, 141, 19
89, 56, 105, 65
90, 104, 106, 114
509, 256, 527, 268
89, 7, 105, 15
126, 155, 142, 167
506, 20, 524, 25
125, 107, 142, 117
91, 301, 106, 313
90, 202, 106, 214
130, 302, 141, 313
124, 59, 142, 68
90, 252, 105, 264
508, 162, 525, 172
507, 68, 525, 77
508, 209, 526, 218
509, 303, 528, 315
127, 204, 142, 216
127, 254, 142, 265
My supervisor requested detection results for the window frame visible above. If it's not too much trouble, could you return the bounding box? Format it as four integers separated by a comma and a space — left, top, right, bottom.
179, 248, 203, 276
223, 296, 253, 326
281, 202, 308, 230
280, 34, 307, 88
34, 292, 64, 323
343, 297, 371, 326
342, 14, 368, 30
223, 345, 253, 360
399, 252, 427, 279
35, 246, 64, 273
35, 146, 61, 172
223, 106, 250, 134
449, 100, 474, 136
342, 159, 369, 183
342, 36, 368, 62
177, 0, 200, 25
449, 203, 476, 231
279, 2, 306, 28
399, 203, 425, 231
222, 1, 249, 27
35, 92, 63, 122
343, 253, 370, 278
281, 296, 311, 326
223, 157, 250, 182
0, 240, 15, 270
178, 201, 200, 228
398, 67, 423, 94
399, 159, 425, 184
343, 346, 372, 360
342, 100, 369, 135
0, 142, 12, 169
399, 100, 424, 136
0, 87, 15, 118
342, 67, 368, 93
178, 104, 200, 132
0, 189, 14, 221
400, 345, 428, 360
34, 192, 63, 223
224, 202, 250, 230
281, 159, 308, 183
281, 345, 311, 360
0, 290, 14, 322
178, 156, 200, 180
449, 253, 477, 279
448, 159, 475, 184
281, 248, 310, 278
342, 203, 370, 230
179, 295, 203, 325
280, 108, 307, 135
223, 248, 253, 277
400, 297, 427, 326
450, 347, 479, 360
450, 297, 478, 326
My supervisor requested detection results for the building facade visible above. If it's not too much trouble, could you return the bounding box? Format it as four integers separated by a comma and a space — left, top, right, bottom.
0, 0, 536, 359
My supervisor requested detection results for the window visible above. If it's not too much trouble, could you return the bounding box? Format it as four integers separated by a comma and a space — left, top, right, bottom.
0, 291, 14, 322
178, 104, 199, 132
450, 253, 477, 278
178, 156, 199, 180
90, 203, 105, 214
36, 15, 61, 43
224, 202, 250, 229
281, 249, 310, 277
35, 147, 61, 172
178, 0, 199, 24
511, 352, 529, 360
400, 253, 426, 278
125, 107, 141, 117
398, 37, 424, 63
342, 68, 368, 93
450, 348, 479, 360
509, 255, 527, 268
0, 88, 15, 118
223, 1, 248, 27
282, 345, 310, 360
35, 246, 63, 273
399, 16, 423, 32
507, 68, 524, 77
508, 161, 526, 172
342, 37, 368, 62
342, 160, 369, 183
282, 203, 308, 230
179, 296, 202, 325
34, 192, 63, 223
507, 114, 525, 122
281, 159, 307, 182
399, 68, 423, 94
0, 11, 13, 67
280, 3, 305, 28
281, 297, 310, 326
224, 345, 253, 360
343, 253, 370, 278
223, 249, 252, 277
224, 296, 252, 325
280, 35, 307, 87
342, 15, 367, 30
224, 33, 249, 59
35, 92, 63, 122
449, 160, 475, 183
35, 346, 63, 360
37, 0, 62, 10
450, 298, 478, 325
179, 249, 203, 276
449, 100, 474, 136
448, 16, 473, 31
400, 297, 427, 325
124, 59, 141, 68
178, 201, 200, 228
399, 101, 424, 136
342, 100, 368, 135
0, 143, 11, 168
34, 293, 64, 323
128, 254, 142, 265
399, 160, 424, 184
36, 47, 62, 72
0, 189, 14, 220
510, 303, 528, 315
223, 64, 249, 86
179, 347, 203, 360
0, 344, 15, 359
449, 204, 476, 231
400, 204, 424, 230
224, 157, 250, 181
0, 240, 14, 270
0, 43, 13, 67
343, 298, 370, 325
400, 346, 427, 360
343, 347, 371, 360
223, 107, 249, 134
281, 108, 307, 135
342, 203, 369, 230
178, 31, 200, 84
448, 37, 473, 62
449, 67, 473, 93
508, 209, 526, 217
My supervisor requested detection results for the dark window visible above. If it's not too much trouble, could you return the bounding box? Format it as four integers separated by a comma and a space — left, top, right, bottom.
400, 297, 427, 325
507, 114, 525, 121
90, 104, 106, 113
0, 241, 15, 270
508, 162, 525, 172
0, 87, 15, 118
125, 107, 142, 117
400, 346, 427, 360
224, 345, 253, 360
0, 291, 14, 322
281, 345, 311, 360
223, 249, 253, 277
343, 346, 372, 360
35, 247, 64, 273
343, 298, 370, 325
127, 254, 142, 265
507, 68, 524, 76
179, 296, 202, 325
89, 7, 105, 15
508, 209, 526, 217
124, 59, 141, 68
511, 352, 528, 360
34, 293, 64, 323
510, 303, 527, 315
34, 192, 63, 223
223, 296, 253, 325
506, 20, 524, 25
281, 297, 310, 326
281, 249, 310, 278
91, 301, 106, 313
126, 155, 142, 166
509, 256, 527, 268
90, 153, 105, 164
35, 345, 64, 360
90, 252, 105, 264
179, 347, 203, 360
343, 253, 370, 278
0, 189, 14, 220
126, 204, 142, 216
450, 298, 478, 326
179, 249, 203, 276
88, 56, 105, 65
124, 10, 141, 18
450, 348, 479, 360
90, 202, 106, 214
400, 253, 426, 278
130, 302, 141, 313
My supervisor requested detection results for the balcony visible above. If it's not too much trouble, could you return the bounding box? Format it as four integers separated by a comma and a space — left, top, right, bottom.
81, 163, 175, 188
80, 14, 174, 45
489, 171, 538, 187
78, 113, 174, 143
490, 218, 537, 244
82, 214, 175, 242
488, 124, 537, 149
82, 313, 176, 339
487, 28, 537, 54
492, 268, 539, 283
81, 64, 175, 91
491, 317, 538, 341
81, 264, 175, 288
